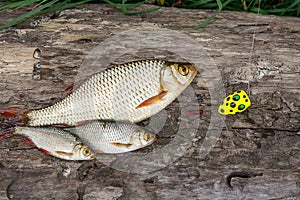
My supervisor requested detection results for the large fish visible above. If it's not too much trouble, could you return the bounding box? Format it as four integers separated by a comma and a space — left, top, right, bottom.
20, 60, 197, 126
64, 120, 157, 154
10, 126, 95, 160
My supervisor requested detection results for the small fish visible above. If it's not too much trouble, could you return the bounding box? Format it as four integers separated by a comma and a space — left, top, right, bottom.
64, 120, 157, 154
18, 60, 197, 126
12, 126, 95, 160
218, 90, 251, 115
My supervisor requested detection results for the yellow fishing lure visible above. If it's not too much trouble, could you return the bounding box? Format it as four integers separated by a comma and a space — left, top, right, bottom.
218, 90, 251, 115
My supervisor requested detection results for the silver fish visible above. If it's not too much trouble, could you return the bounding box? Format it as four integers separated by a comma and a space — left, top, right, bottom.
64, 120, 157, 154
24, 60, 197, 126
14, 126, 95, 160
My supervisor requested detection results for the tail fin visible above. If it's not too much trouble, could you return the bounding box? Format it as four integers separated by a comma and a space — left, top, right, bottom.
0, 127, 15, 140
0, 107, 29, 129
0, 107, 28, 140
0, 107, 23, 118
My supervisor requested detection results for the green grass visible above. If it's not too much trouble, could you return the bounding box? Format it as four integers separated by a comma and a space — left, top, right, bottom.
0, 0, 92, 29
0, 0, 299, 29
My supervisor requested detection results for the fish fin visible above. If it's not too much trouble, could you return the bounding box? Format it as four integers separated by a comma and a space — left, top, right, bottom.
0, 107, 23, 118
23, 137, 35, 146
0, 108, 29, 129
0, 127, 15, 140
136, 91, 168, 109
39, 147, 51, 155
75, 120, 89, 126
51, 124, 71, 128
64, 81, 84, 94
94, 149, 104, 153
55, 151, 74, 156
111, 142, 133, 148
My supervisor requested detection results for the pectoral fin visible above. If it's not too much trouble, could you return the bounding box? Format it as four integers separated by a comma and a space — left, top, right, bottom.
136, 91, 168, 109
111, 142, 132, 148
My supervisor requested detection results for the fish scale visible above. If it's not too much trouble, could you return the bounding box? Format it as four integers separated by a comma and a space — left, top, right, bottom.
65, 120, 157, 154
25, 60, 197, 126
13, 126, 95, 160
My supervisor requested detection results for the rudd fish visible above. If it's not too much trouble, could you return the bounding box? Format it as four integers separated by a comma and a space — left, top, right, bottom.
64, 120, 157, 154
3, 126, 95, 160
8, 60, 197, 126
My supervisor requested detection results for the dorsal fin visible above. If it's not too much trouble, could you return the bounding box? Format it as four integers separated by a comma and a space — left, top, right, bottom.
63, 80, 85, 94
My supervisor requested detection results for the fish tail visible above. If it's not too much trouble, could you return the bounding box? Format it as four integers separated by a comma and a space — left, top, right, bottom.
0, 107, 22, 118
0, 107, 30, 129
0, 127, 16, 140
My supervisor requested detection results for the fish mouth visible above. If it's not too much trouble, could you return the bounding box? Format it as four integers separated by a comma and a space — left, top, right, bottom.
188, 64, 198, 80
190, 64, 198, 75
147, 134, 158, 145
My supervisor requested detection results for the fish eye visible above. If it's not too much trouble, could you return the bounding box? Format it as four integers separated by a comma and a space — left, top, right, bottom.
178, 65, 189, 76
143, 133, 152, 141
82, 147, 91, 156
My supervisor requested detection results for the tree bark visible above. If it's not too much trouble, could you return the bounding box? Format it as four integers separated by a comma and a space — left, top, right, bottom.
0, 4, 299, 199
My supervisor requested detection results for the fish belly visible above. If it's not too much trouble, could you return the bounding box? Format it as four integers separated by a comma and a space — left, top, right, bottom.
66, 122, 138, 153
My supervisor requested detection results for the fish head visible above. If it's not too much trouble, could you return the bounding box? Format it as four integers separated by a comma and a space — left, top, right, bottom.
73, 144, 95, 160
161, 62, 197, 91
132, 127, 157, 147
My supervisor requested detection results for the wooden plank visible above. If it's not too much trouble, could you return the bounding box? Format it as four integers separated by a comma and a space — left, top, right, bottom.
0, 4, 299, 199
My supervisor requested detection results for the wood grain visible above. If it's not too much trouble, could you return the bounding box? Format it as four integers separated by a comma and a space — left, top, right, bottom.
0, 4, 299, 199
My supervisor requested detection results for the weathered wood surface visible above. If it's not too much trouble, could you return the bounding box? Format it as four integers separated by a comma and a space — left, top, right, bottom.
0, 4, 300, 199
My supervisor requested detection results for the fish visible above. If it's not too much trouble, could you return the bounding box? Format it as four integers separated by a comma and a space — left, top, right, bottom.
18, 60, 197, 126
11, 126, 95, 160
64, 120, 157, 154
